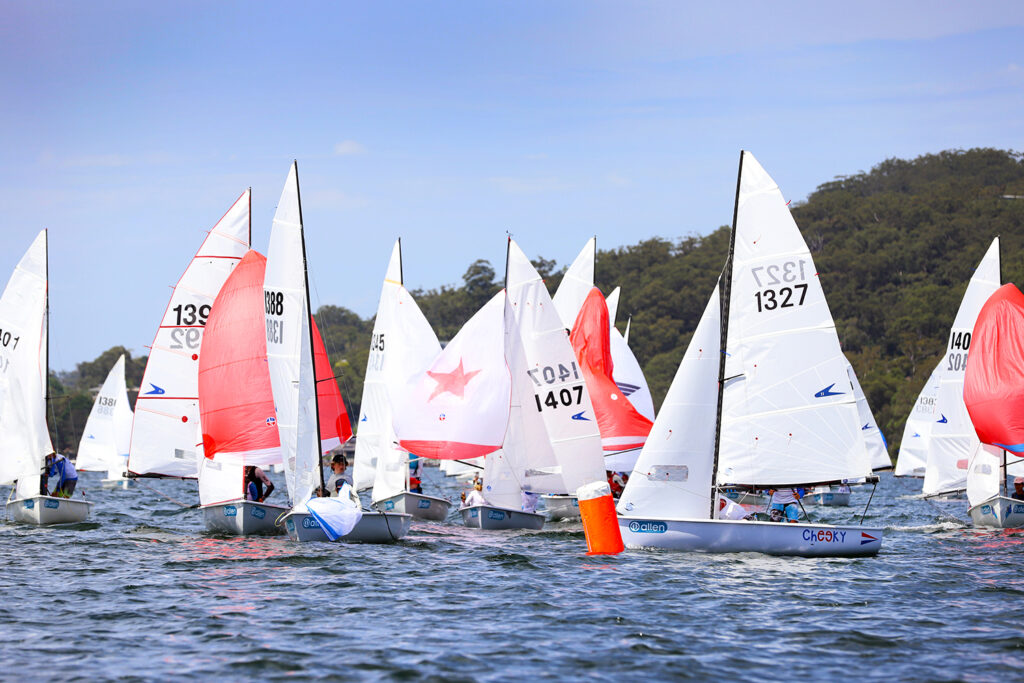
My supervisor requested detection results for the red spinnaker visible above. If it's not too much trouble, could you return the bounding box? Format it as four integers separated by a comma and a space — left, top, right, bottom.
312, 318, 353, 453
963, 283, 1024, 455
570, 288, 653, 451
198, 250, 281, 462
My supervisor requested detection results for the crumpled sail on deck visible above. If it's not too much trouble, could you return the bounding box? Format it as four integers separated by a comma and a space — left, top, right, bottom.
129, 191, 251, 477
264, 163, 322, 508
922, 238, 1001, 496
964, 283, 1024, 455
571, 288, 653, 459
552, 236, 595, 329
352, 240, 442, 496
0, 230, 52, 492
618, 285, 721, 519
895, 366, 940, 477
197, 250, 282, 506
312, 319, 353, 456
76, 354, 134, 479
718, 151, 871, 486
505, 239, 605, 495
394, 291, 510, 460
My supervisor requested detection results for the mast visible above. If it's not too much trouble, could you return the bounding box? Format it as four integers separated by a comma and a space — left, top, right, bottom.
398, 237, 403, 286
708, 151, 744, 519
294, 162, 327, 493
504, 236, 511, 289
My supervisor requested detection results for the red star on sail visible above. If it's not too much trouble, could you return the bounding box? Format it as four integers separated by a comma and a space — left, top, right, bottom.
427, 359, 481, 402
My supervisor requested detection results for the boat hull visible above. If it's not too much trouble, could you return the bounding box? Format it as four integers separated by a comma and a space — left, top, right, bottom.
806, 489, 852, 507
968, 496, 1024, 529
724, 490, 769, 507
541, 494, 580, 521
282, 510, 412, 542
101, 477, 136, 490
374, 492, 451, 521
6, 496, 93, 525
619, 517, 883, 557
460, 504, 545, 530
201, 501, 288, 536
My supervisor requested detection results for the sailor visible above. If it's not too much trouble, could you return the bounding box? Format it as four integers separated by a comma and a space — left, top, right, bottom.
408, 453, 423, 494
521, 490, 540, 513
607, 471, 627, 498
325, 454, 352, 496
42, 451, 78, 498
767, 487, 801, 522
462, 482, 487, 508
244, 465, 275, 502
1012, 477, 1024, 502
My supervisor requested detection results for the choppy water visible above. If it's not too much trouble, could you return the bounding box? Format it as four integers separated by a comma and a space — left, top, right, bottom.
2, 470, 1022, 681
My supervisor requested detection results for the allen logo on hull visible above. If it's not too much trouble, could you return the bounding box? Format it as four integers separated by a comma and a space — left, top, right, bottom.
628, 520, 667, 533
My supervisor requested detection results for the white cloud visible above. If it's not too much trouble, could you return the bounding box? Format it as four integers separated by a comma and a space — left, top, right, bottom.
334, 140, 367, 156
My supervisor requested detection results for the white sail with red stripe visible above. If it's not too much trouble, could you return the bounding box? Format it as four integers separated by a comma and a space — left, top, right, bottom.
128, 191, 250, 477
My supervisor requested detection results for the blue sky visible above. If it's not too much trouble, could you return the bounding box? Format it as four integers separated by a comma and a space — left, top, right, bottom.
1, 1, 1023, 371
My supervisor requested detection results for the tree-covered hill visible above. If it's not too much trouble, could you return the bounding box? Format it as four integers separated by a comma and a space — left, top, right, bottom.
48, 148, 1024, 461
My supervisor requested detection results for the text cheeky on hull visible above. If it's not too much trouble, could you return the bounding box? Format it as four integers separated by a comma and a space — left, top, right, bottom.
616, 151, 883, 557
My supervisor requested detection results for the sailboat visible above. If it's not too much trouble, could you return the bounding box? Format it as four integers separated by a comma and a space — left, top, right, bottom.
266, 162, 410, 543
2, 231, 92, 525
197, 250, 288, 535
357, 240, 450, 521
75, 354, 135, 489
616, 151, 882, 557
127, 191, 251, 480
963, 283, 1024, 528
895, 238, 1000, 489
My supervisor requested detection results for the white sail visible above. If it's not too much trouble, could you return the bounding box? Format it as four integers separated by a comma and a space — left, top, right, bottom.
128, 191, 250, 477
895, 366, 940, 477
552, 237, 595, 329
505, 239, 605, 495
364, 241, 443, 503
966, 443, 1005, 507
606, 287, 620, 325
76, 354, 133, 479
922, 237, 1000, 496
845, 364, 890, 471
718, 152, 871, 486
618, 285, 721, 519
0, 230, 52, 490
264, 163, 321, 508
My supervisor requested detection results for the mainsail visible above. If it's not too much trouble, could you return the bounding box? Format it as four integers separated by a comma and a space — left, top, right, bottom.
552, 236, 595, 329
717, 151, 871, 487
128, 191, 250, 477
0, 230, 52, 493
76, 354, 134, 479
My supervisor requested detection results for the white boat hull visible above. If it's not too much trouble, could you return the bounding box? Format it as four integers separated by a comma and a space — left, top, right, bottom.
968, 495, 1024, 529
282, 510, 412, 543
374, 492, 451, 521
806, 488, 852, 507
460, 504, 545, 530
201, 500, 288, 536
541, 494, 580, 521
619, 516, 883, 557
6, 496, 93, 525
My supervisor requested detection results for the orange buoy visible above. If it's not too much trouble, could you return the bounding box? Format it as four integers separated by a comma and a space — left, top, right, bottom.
577, 481, 624, 555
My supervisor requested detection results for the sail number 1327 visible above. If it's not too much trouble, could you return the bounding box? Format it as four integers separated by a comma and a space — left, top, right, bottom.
751, 260, 810, 313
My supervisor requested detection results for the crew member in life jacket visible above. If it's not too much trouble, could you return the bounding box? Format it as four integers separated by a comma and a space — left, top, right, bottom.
325, 454, 352, 496
767, 487, 801, 522
408, 453, 423, 494
244, 465, 275, 502
41, 451, 78, 498
461, 481, 487, 509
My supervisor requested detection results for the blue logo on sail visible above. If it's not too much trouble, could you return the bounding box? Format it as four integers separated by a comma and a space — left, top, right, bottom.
814, 384, 843, 398
628, 520, 667, 533
571, 411, 590, 421
145, 383, 166, 395
937, 414, 948, 424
